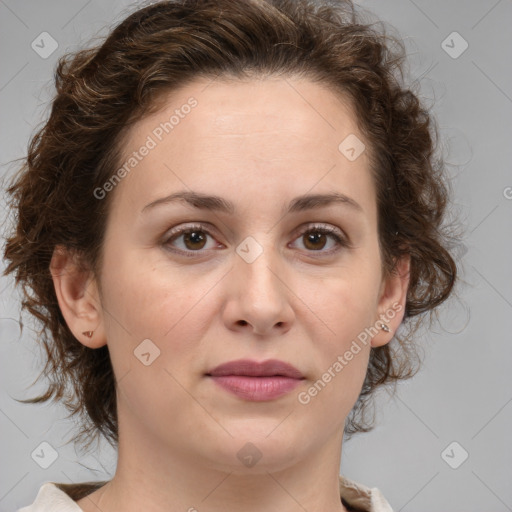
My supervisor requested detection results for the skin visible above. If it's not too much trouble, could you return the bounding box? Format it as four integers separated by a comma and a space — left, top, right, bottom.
50, 76, 410, 512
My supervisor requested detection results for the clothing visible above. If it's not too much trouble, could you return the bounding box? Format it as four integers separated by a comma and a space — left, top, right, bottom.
17, 475, 393, 511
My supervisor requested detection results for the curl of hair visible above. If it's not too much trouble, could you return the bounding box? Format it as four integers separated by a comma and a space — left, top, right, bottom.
3, 0, 457, 461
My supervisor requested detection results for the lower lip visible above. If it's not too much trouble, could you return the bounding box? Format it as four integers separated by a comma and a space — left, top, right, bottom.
208, 375, 303, 401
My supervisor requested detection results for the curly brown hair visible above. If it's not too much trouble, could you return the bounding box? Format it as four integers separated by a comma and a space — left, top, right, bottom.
3, 0, 458, 462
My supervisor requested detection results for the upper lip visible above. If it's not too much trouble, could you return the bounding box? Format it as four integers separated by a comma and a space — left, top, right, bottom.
206, 359, 304, 379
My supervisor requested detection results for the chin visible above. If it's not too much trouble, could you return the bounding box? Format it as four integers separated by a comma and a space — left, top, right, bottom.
199, 423, 308, 474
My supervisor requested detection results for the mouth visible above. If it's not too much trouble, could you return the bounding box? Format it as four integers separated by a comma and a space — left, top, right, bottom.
205, 359, 305, 401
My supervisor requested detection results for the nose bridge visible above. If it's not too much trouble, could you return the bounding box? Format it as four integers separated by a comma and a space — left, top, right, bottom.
228, 233, 293, 333
235, 233, 282, 298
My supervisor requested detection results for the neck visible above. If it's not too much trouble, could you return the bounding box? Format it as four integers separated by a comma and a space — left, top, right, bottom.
77, 408, 349, 512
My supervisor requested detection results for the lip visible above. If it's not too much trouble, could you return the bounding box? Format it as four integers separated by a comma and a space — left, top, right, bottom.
206, 359, 305, 401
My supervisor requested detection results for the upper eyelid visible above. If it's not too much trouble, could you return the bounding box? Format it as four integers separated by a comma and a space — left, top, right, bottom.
164, 222, 348, 246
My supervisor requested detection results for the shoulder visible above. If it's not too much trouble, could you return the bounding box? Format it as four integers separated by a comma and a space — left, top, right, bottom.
17, 481, 107, 512
339, 475, 394, 512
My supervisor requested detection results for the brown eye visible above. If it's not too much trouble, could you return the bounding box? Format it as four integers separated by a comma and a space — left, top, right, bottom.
290, 225, 348, 255
302, 231, 329, 251
163, 222, 348, 258
164, 224, 219, 255
181, 229, 208, 250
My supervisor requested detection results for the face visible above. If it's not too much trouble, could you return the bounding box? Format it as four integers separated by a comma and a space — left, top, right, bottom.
59, 76, 408, 473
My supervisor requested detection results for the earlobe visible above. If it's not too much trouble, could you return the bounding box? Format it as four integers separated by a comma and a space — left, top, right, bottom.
371, 254, 411, 348
49, 245, 107, 349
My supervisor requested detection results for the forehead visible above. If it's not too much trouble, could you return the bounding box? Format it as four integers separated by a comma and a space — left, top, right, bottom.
108, 77, 375, 222
135, 76, 362, 144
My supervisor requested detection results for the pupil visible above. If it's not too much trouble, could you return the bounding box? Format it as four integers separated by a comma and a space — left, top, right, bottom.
182, 230, 328, 251
305, 232, 326, 250
185, 231, 206, 249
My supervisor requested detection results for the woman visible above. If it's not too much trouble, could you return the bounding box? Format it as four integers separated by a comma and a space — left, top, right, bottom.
4, 0, 457, 510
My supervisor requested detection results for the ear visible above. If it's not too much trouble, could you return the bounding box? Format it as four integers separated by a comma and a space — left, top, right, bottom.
371, 254, 410, 348
49, 245, 107, 349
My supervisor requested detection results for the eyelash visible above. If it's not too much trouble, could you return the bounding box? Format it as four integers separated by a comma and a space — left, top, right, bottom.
162, 223, 350, 258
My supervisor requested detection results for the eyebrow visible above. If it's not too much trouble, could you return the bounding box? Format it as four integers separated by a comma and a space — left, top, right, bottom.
141, 190, 363, 215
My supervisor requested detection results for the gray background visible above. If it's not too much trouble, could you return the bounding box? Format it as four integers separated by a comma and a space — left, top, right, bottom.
1, 1, 511, 511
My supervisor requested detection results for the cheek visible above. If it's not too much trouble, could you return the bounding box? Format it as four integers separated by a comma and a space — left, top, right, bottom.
100, 250, 209, 337
97, 255, 205, 416
297, 278, 374, 423
98, 251, 224, 382
299, 347, 370, 438
304, 268, 380, 340
297, 270, 379, 403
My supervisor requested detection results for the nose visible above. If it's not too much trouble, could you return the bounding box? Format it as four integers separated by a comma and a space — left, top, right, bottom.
222, 243, 294, 337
